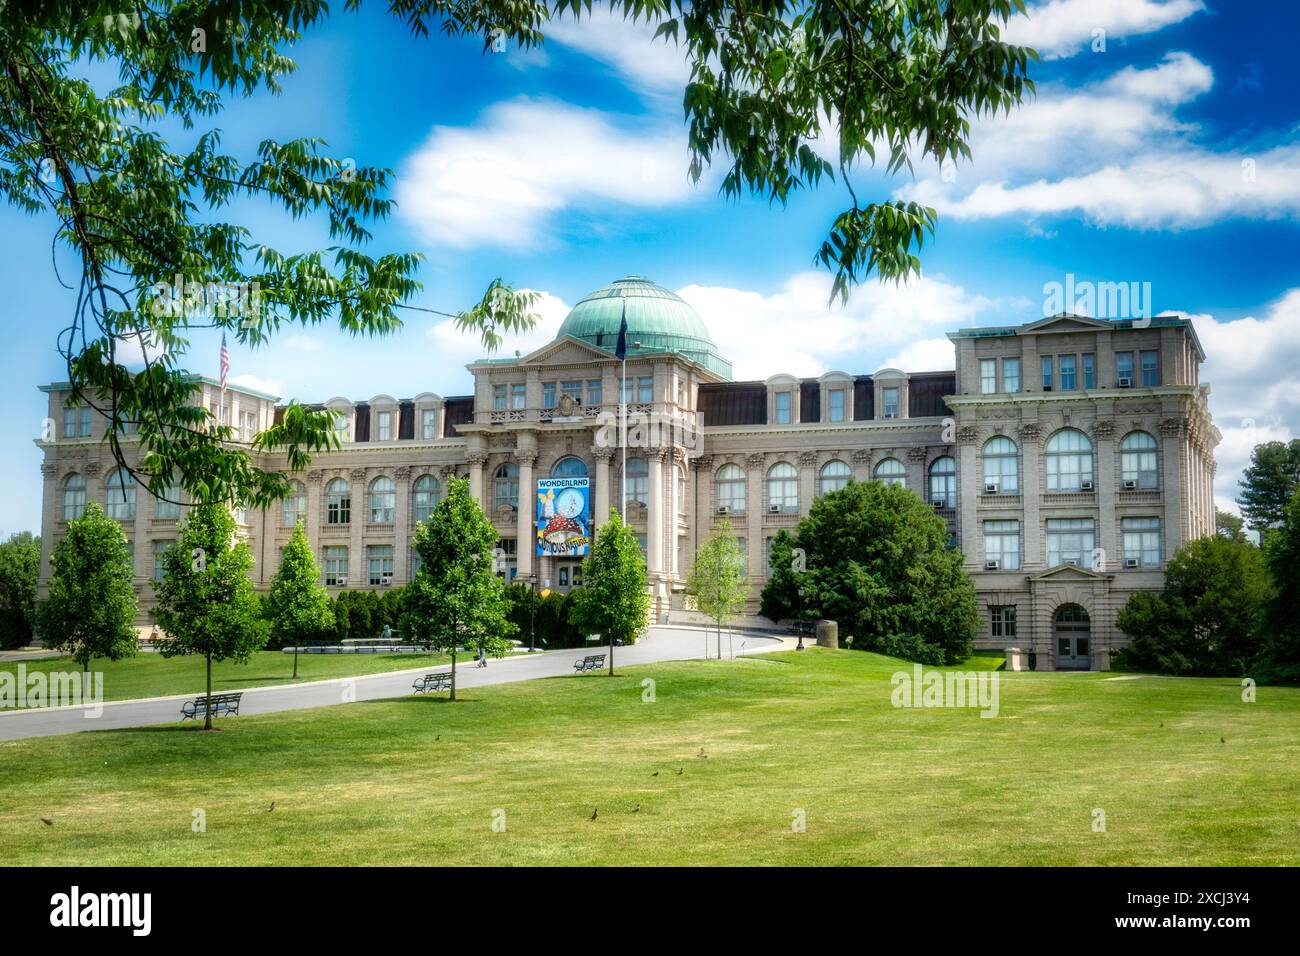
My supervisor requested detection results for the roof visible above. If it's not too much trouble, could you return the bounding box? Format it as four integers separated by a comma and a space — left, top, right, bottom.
555, 276, 733, 379
948, 313, 1206, 361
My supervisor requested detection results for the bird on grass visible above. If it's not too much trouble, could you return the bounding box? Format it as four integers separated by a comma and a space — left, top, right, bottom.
697, 747, 708, 759
1221, 737, 1226, 743
590, 807, 598, 821
40, 817, 53, 827
675, 767, 684, 776
267, 802, 276, 813
631, 804, 641, 813
651, 771, 659, 777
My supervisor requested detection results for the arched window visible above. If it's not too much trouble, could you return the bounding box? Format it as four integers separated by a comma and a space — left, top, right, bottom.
929, 456, 957, 508
819, 460, 851, 496
412, 475, 440, 525
62, 473, 86, 521
767, 462, 798, 512
103, 468, 135, 520
715, 463, 746, 513
873, 457, 906, 489
624, 458, 648, 507
1120, 431, 1159, 489
551, 456, 588, 477
325, 478, 351, 525
369, 476, 395, 523
1045, 428, 1094, 492
982, 437, 1020, 494
281, 480, 306, 527
494, 463, 519, 512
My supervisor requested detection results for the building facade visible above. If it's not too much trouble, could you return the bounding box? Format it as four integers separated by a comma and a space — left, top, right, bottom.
35, 276, 1219, 669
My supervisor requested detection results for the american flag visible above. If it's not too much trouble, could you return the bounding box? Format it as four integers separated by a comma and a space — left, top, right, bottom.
219, 332, 229, 394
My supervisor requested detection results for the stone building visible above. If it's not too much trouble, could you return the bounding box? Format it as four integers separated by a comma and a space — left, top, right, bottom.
35, 276, 1219, 669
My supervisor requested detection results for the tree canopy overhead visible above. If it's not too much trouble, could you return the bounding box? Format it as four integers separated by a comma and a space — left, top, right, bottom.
3, 1, 1033, 508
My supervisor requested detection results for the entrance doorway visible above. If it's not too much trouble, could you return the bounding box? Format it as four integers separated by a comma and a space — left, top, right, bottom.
1053, 604, 1092, 670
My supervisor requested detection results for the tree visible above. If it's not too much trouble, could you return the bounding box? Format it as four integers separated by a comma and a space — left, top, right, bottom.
400, 478, 514, 700
686, 517, 749, 660
759, 529, 800, 625
1238, 439, 1300, 532
1114, 536, 1271, 677
1, 2, 1032, 508
569, 509, 650, 675
0, 532, 41, 650
1257, 492, 1300, 684
1216, 508, 1247, 544
35, 503, 137, 672
265, 521, 333, 677
760, 480, 978, 664
154, 503, 268, 729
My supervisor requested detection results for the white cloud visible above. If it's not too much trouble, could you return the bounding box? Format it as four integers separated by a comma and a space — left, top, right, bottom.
424, 290, 574, 367
544, 5, 689, 98
229, 372, 283, 397
396, 97, 699, 250
281, 334, 323, 352
677, 272, 995, 380
885, 338, 957, 372
1002, 0, 1205, 59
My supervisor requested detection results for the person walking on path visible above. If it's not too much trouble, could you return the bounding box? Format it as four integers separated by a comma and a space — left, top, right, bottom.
477, 646, 487, 668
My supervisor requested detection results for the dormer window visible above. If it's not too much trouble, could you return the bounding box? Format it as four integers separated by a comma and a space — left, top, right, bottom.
827, 388, 846, 422
882, 387, 899, 418
774, 391, 792, 424
421, 408, 438, 439
376, 410, 392, 441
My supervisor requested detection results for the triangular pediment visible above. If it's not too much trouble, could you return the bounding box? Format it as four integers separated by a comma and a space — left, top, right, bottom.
520, 336, 615, 368
1020, 314, 1114, 336
1029, 562, 1111, 582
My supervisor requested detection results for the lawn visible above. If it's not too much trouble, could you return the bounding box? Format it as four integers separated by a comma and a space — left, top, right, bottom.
0, 650, 454, 705
2, 649, 1297, 866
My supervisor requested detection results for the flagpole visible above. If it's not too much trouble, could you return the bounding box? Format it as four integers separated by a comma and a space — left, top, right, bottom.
620, 352, 627, 517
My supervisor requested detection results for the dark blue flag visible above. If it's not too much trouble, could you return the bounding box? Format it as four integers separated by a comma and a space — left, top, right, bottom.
614, 300, 628, 361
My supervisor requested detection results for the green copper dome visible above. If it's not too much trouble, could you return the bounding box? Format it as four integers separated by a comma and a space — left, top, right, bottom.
556, 276, 732, 379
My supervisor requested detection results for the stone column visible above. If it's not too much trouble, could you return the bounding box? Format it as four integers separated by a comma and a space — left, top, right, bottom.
393, 466, 411, 582
957, 426, 979, 571
593, 446, 612, 527
516, 451, 536, 579
745, 453, 765, 578
851, 449, 872, 483
467, 451, 488, 509
648, 448, 666, 576
1019, 423, 1044, 572
1093, 420, 1117, 570
797, 452, 817, 515
349, 467, 367, 589
305, 470, 323, 557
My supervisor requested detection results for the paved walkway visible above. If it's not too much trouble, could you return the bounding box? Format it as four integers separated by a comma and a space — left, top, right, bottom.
0, 626, 793, 741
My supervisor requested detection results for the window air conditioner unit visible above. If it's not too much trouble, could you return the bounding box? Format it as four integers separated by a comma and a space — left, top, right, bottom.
716, 505, 730, 516
1122, 479, 1138, 490
1124, 558, 1140, 569
985, 559, 1000, 571
883, 412, 896, 419
380, 579, 392, 587
1042, 385, 1053, 392
768, 503, 782, 514
933, 500, 945, 510
984, 481, 999, 494
1118, 377, 1132, 388
1064, 558, 1080, 566
1080, 480, 1094, 491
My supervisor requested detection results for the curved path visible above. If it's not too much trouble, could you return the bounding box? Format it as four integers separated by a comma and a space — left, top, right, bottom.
0, 626, 792, 741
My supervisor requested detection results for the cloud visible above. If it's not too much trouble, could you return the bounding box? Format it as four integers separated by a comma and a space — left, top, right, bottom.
396, 97, 699, 250
1002, 0, 1205, 59
885, 338, 957, 373
1177, 289, 1300, 512
229, 372, 283, 397
424, 290, 574, 367
543, 5, 690, 98
677, 272, 997, 380
897, 53, 1300, 230
281, 334, 323, 352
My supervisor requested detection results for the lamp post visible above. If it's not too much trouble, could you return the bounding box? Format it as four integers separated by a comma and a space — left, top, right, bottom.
528, 573, 537, 653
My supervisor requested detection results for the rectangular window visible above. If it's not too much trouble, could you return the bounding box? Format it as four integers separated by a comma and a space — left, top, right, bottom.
1082, 353, 1095, 389
152, 540, 174, 583
561, 380, 582, 403
990, 605, 1017, 640
493, 384, 507, 411
980, 359, 998, 394
376, 410, 392, 441
1059, 355, 1077, 391
586, 379, 603, 405
1116, 351, 1134, 385
1003, 358, 1021, 393
63, 407, 75, 438
734, 538, 748, 577
495, 537, 517, 580
774, 392, 792, 424
409, 549, 423, 578
828, 388, 846, 422
79, 408, 92, 437
1041, 355, 1054, 389
882, 387, 899, 418
1141, 350, 1160, 386
1046, 518, 1096, 568
241, 410, 257, 440
638, 376, 653, 402
1122, 517, 1162, 568
421, 409, 437, 440
323, 546, 349, 587
542, 382, 557, 409
983, 520, 1021, 570
367, 545, 394, 586
510, 383, 526, 409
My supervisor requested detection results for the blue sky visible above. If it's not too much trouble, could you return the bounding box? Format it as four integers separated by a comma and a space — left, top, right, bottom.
3, 0, 1299, 536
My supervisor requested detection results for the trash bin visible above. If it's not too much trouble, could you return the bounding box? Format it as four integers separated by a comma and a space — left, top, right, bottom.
815, 619, 839, 649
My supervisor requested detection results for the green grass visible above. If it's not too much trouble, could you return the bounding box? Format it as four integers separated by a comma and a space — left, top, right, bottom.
0, 650, 454, 705
2, 649, 1298, 866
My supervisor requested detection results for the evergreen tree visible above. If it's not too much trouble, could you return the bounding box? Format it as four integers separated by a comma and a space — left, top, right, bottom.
36, 502, 137, 672
1257, 493, 1300, 684
0, 531, 41, 650
1238, 439, 1300, 533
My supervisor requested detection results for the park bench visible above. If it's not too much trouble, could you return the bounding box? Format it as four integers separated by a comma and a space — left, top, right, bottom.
573, 654, 606, 673
412, 672, 453, 694
790, 620, 816, 637
180, 692, 243, 720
